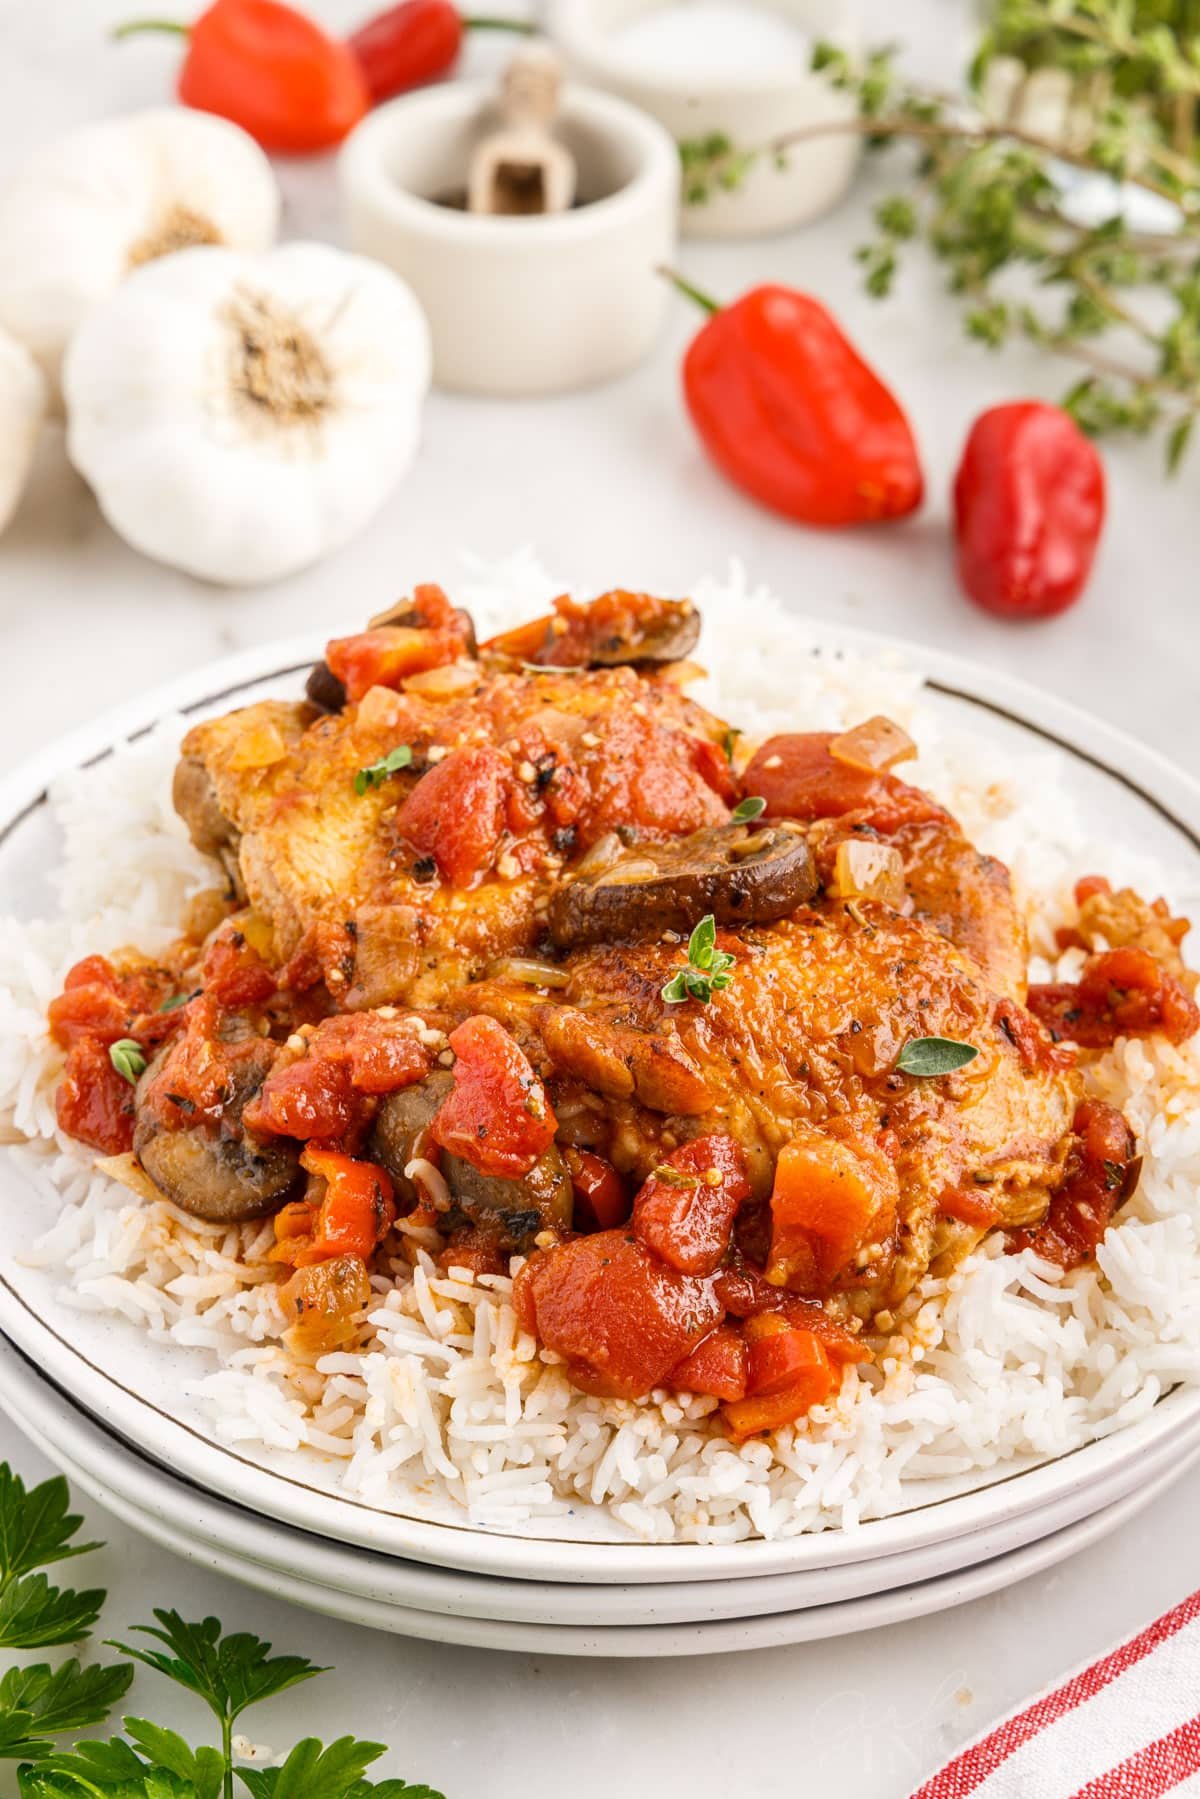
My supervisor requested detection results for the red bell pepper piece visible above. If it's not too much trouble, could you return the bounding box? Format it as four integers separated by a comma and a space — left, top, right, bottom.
953, 402, 1106, 619
287, 1146, 395, 1265
565, 1149, 630, 1232
667, 273, 923, 528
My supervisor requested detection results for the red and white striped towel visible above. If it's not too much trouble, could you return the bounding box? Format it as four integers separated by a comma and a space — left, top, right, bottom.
910, 1590, 1200, 1798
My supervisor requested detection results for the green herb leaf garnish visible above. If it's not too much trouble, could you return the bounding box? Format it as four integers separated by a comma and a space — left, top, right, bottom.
731, 796, 766, 823
354, 745, 413, 796
108, 1040, 146, 1086
896, 1036, 979, 1077
721, 727, 741, 765
158, 992, 191, 1014
0, 1462, 446, 1795
661, 914, 736, 1006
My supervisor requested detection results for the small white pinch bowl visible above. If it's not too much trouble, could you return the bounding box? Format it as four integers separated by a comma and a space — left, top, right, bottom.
546, 0, 862, 239
341, 80, 680, 396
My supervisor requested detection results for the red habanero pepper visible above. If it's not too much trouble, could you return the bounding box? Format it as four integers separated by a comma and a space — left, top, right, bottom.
664, 271, 924, 528
953, 402, 1106, 620
349, 0, 532, 105
116, 0, 369, 154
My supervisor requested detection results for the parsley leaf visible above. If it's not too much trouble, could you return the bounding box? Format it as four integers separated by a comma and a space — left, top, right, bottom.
0, 1663, 133, 1760
0, 1575, 107, 1650
354, 746, 413, 796
0, 1469, 100, 1584
108, 1613, 325, 1737
661, 914, 736, 1006
237, 1735, 388, 1799
108, 1041, 146, 1087
731, 796, 766, 823
895, 1036, 979, 1077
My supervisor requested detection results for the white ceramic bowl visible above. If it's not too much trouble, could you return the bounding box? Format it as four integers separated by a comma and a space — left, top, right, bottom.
545, 0, 862, 238
340, 81, 680, 396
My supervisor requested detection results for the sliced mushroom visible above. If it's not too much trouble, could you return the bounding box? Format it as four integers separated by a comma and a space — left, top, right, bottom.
368, 1072, 573, 1248
305, 661, 346, 714
367, 1071, 453, 1208
484, 593, 701, 670
442, 1147, 573, 1248
305, 600, 478, 715
549, 821, 818, 948
133, 1058, 301, 1224
572, 596, 699, 667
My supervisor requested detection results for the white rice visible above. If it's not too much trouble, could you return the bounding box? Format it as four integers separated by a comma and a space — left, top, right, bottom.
4, 552, 1200, 1544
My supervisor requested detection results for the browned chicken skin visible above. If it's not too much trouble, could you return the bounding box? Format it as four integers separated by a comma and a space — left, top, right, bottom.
166, 596, 1090, 1317
447, 902, 1078, 1311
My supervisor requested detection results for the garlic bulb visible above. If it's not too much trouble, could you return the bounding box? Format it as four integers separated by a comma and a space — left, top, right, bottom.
63, 241, 432, 586
0, 109, 279, 399
0, 326, 46, 537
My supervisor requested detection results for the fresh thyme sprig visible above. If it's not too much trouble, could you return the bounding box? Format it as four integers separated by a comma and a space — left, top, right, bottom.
678, 0, 1200, 466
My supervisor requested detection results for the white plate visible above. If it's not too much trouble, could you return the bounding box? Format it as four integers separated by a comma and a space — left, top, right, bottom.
2, 628, 1200, 1587
7, 1331, 1199, 1630
4, 1340, 1187, 1657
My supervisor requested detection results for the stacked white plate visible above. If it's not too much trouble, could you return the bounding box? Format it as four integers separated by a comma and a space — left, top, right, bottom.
3, 627, 1200, 1655
2, 1329, 1200, 1656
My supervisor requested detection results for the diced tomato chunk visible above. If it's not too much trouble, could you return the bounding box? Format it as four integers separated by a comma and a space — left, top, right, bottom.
768, 1128, 899, 1292
1074, 875, 1112, 905
632, 1135, 750, 1276
744, 732, 948, 835
1010, 1099, 1138, 1271
512, 1232, 723, 1400
326, 586, 470, 702
565, 1149, 631, 1232
669, 1326, 748, 1401
1028, 947, 1200, 1048
431, 1015, 556, 1178
395, 746, 513, 887
299, 1012, 431, 1096
55, 1037, 137, 1155
203, 929, 276, 1009
245, 1056, 357, 1142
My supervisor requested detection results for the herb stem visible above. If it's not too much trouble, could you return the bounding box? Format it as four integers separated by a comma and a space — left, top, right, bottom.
656, 265, 723, 315
110, 17, 190, 37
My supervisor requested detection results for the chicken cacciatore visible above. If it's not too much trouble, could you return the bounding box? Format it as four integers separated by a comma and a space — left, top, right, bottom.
49, 588, 1194, 1440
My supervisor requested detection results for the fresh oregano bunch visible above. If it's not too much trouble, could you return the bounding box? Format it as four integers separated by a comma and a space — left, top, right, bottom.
679, 0, 1200, 468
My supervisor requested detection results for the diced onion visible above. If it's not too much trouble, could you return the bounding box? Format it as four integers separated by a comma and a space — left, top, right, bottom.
96, 1152, 166, 1207
830, 839, 907, 907
226, 720, 289, 772
402, 661, 478, 699
488, 957, 570, 988
573, 831, 624, 876
404, 1157, 453, 1211
830, 715, 917, 773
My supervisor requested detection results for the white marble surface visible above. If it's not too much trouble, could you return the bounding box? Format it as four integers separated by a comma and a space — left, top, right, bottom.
2, 2, 1199, 1794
